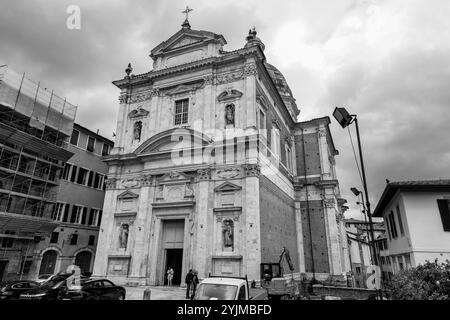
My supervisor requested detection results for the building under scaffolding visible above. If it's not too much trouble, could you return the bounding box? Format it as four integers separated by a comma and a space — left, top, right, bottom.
0, 65, 77, 281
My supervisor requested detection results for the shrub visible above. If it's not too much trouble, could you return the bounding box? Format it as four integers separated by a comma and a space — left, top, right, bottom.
386, 259, 450, 300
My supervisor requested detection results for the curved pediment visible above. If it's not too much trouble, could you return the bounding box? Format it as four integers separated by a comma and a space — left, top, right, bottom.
128, 106, 149, 119
134, 128, 213, 155
217, 89, 243, 102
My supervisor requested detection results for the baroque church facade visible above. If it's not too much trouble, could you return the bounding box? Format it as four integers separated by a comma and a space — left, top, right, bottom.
92, 18, 350, 286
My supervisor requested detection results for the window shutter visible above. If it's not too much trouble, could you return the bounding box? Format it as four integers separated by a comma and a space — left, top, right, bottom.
437, 199, 450, 232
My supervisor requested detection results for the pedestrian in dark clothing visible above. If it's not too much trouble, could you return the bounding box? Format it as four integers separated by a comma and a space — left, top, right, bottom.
190, 271, 199, 300
185, 269, 193, 299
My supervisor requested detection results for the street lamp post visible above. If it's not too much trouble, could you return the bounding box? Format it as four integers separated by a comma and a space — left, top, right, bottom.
333, 108, 378, 266
351, 187, 374, 265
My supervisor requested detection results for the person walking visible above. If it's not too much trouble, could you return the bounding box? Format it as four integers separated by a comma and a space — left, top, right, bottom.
190, 270, 199, 300
185, 269, 193, 299
167, 267, 174, 287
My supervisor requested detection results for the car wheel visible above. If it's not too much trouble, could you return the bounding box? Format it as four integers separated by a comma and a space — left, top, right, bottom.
117, 294, 125, 301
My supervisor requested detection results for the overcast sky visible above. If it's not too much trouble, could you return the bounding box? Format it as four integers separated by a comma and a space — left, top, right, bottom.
1, 0, 449, 219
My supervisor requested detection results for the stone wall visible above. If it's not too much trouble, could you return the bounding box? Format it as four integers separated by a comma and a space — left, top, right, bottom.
294, 132, 321, 177
300, 200, 330, 274
259, 175, 299, 273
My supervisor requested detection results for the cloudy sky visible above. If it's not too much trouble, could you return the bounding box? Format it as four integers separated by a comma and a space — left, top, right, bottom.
1, 0, 449, 219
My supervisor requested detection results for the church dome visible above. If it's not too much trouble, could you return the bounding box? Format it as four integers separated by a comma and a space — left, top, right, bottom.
264, 62, 294, 98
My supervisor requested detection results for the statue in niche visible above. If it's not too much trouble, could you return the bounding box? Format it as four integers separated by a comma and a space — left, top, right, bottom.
185, 182, 194, 197
133, 121, 142, 141
156, 185, 164, 199
225, 104, 235, 126
222, 220, 234, 248
119, 224, 129, 249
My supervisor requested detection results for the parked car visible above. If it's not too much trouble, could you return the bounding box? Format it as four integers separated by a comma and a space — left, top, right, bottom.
35, 274, 55, 285
19, 273, 88, 300
59, 279, 126, 300
0, 280, 40, 300
193, 276, 267, 300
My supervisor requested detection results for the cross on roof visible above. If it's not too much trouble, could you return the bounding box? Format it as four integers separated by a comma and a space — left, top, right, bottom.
182, 6, 193, 21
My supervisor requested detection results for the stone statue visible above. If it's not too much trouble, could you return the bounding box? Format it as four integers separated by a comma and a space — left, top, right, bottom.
133, 121, 142, 141
225, 104, 235, 126
119, 224, 129, 249
222, 220, 233, 248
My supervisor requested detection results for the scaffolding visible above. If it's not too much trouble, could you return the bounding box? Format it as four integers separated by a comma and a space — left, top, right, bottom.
0, 65, 77, 236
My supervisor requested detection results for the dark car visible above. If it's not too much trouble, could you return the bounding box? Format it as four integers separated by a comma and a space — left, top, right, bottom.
59, 279, 126, 300
19, 273, 88, 300
0, 280, 40, 300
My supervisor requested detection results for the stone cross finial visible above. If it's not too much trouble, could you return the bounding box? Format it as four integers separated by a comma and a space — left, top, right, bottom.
182, 6, 193, 20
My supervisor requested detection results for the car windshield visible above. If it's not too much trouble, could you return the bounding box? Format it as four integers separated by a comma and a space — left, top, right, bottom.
194, 284, 238, 300
41, 275, 68, 288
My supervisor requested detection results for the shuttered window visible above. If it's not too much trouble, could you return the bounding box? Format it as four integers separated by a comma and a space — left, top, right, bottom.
396, 205, 405, 236
437, 199, 450, 232
389, 212, 398, 239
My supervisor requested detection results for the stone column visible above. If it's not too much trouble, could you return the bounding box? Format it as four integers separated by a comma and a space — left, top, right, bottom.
129, 175, 154, 282
242, 164, 261, 281
92, 178, 119, 277
244, 62, 257, 130
323, 198, 344, 275
193, 168, 211, 279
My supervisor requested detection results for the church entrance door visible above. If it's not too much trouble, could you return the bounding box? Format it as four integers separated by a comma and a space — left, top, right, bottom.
161, 219, 185, 286
165, 249, 183, 285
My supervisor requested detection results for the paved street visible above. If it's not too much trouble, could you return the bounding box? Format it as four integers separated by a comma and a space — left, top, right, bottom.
124, 286, 188, 300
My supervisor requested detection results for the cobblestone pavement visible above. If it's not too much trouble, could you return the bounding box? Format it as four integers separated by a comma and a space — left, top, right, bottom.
124, 285, 189, 300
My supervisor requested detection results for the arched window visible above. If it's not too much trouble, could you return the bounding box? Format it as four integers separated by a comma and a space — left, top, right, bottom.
271, 123, 281, 159
39, 250, 58, 275
75, 251, 92, 274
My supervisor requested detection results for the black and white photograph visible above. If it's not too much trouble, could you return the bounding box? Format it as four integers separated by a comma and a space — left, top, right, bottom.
1, 0, 450, 309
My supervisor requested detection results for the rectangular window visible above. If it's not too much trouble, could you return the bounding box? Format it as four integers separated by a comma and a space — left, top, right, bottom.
396, 205, 405, 236
70, 234, 78, 245
70, 205, 82, 224
389, 212, 398, 239
87, 171, 94, 187
76, 168, 89, 185
437, 199, 450, 231
50, 232, 59, 244
97, 210, 103, 227
62, 163, 72, 180
174, 99, 189, 125
286, 145, 292, 171
80, 207, 87, 225
70, 130, 79, 146
52, 203, 65, 221
259, 109, 266, 131
88, 208, 99, 226
88, 235, 95, 246
87, 136, 96, 152
271, 126, 281, 158
93, 173, 105, 189
62, 204, 70, 223
102, 143, 110, 156
70, 165, 78, 182
1, 231, 15, 248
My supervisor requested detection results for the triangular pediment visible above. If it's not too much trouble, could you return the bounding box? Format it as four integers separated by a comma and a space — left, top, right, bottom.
150, 28, 227, 60
117, 190, 139, 200
158, 171, 192, 184
165, 34, 205, 51
214, 182, 242, 193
